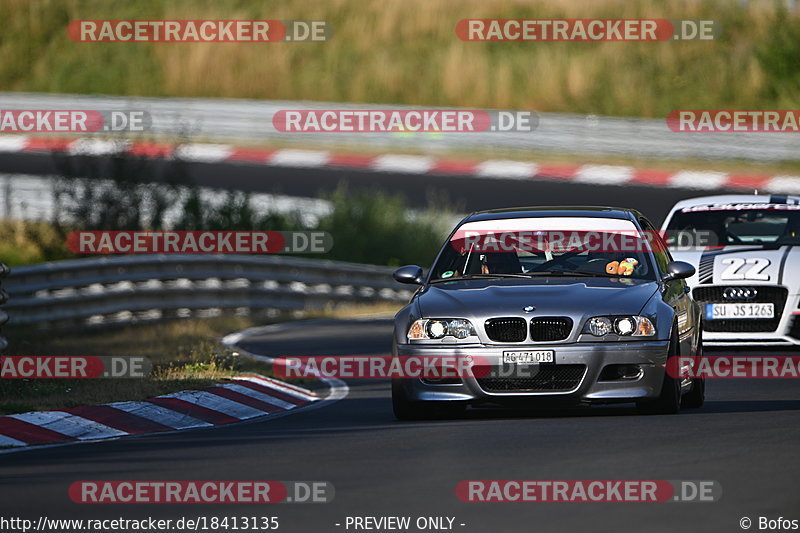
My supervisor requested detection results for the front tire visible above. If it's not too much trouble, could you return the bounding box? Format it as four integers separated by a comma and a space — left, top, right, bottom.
681, 330, 705, 409
638, 327, 681, 415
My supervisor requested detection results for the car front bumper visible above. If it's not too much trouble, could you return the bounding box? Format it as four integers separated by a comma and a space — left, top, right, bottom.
394, 340, 671, 406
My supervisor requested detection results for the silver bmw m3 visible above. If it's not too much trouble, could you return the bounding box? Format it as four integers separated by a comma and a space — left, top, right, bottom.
391, 206, 704, 419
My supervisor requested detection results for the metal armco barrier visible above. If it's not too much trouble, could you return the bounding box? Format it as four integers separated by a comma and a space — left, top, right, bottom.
0, 262, 8, 350
2, 255, 413, 329
0, 92, 797, 162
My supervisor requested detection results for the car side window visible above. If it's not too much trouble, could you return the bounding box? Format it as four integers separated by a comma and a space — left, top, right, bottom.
639, 217, 672, 274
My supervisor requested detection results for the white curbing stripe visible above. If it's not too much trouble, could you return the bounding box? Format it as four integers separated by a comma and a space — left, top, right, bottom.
268, 149, 330, 167
476, 160, 538, 179
232, 374, 317, 397
175, 143, 233, 162
3, 135, 800, 191
233, 375, 317, 402
220, 383, 296, 410
0, 135, 29, 152
0, 434, 27, 447
669, 170, 730, 190
766, 175, 800, 194
371, 154, 434, 174
108, 401, 211, 430
574, 164, 634, 185
159, 390, 267, 420
9, 411, 126, 440
67, 138, 128, 156
0, 373, 325, 453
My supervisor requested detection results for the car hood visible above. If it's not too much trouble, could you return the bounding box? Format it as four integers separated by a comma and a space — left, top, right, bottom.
417, 277, 659, 320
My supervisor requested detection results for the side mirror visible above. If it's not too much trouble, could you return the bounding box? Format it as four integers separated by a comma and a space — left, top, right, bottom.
662, 261, 695, 282
393, 265, 424, 285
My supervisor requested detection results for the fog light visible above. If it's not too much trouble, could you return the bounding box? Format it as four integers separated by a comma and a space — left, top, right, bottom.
599, 364, 643, 381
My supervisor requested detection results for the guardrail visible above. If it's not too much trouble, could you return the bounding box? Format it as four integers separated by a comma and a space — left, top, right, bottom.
2, 255, 413, 329
0, 262, 8, 350
1, 92, 797, 162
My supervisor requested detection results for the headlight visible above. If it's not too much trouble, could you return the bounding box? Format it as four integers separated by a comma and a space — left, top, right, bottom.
583, 316, 656, 337
588, 317, 613, 336
408, 318, 477, 340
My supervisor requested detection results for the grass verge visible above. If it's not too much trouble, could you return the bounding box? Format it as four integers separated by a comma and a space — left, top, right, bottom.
0, 317, 294, 415
2, 0, 799, 118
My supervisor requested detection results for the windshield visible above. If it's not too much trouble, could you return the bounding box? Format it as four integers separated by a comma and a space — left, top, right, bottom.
430, 217, 657, 281
665, 204, 800, 246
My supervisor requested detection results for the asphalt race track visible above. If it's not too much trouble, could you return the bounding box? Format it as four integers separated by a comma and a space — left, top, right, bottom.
1, 317, 799, 533
0, 151, 723, 224
1, 158, 798, 532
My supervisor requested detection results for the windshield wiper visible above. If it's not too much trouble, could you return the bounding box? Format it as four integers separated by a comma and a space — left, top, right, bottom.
526, 269, 615, 277
430, 273, 532, 283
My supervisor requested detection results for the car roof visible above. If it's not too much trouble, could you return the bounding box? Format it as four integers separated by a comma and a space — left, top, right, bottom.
667, 194, 800, 212
465, 206, 642, 223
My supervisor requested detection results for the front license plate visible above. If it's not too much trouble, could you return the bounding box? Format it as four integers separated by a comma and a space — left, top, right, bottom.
502, 350, 554, 364
705, 303, 774, 319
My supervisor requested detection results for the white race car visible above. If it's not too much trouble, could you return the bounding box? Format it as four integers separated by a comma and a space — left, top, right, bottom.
661, 194, 800, 346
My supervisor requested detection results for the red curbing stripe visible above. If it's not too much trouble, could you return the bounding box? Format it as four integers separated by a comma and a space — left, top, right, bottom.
630, 168, 676, 186
202, 387, 286, 413
725, 173, 772, 191
127, 141, 174, 158
227, 379, 309, 406
146, 397, 239, 425
327, 153, 376, 168
63, 405, 173, 435
235, 373, 317, 398
0, 416, 75, 445
534, 164, 581, 179
226, 148, 276, 163
431, 159, 480, 175
22, 137, 72, 152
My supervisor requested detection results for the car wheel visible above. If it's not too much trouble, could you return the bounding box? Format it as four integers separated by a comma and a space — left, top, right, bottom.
392, 379, 465, 420
638, 327, 681, 415
680, 329, 705, 409
681, 376, 705, 409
